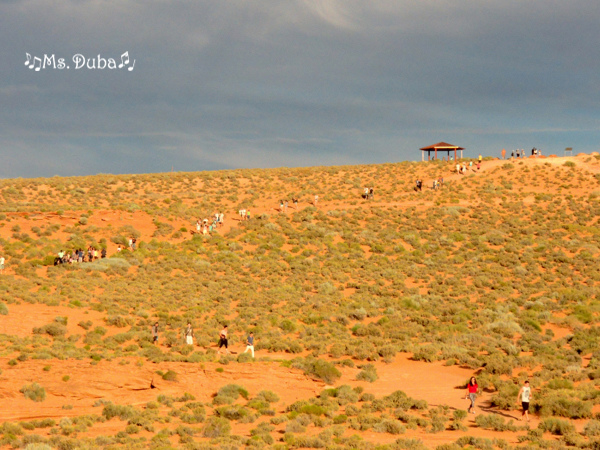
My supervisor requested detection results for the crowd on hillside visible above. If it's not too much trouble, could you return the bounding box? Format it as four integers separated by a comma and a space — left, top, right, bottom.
54, 246, 106, 265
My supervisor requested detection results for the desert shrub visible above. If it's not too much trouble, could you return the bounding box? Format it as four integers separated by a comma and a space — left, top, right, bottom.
320, 385, 358, 405
0, 302, 8, 315
32, 321, 67, 338
538, 417, 575, 435
584, 419, 600, 437
536, 394, 592, 419
202, 417, 231, 438
105, 315, 132, 328
392, 438, 428, 449
102, 403, 136, 420
215, 405, 251, 421
255, 390, 279, 403
213, 384, 249, 405
356, 364, 378, 382
484, 353, 515, 375
373, 418, 405, 434
161, 370, 178, 381
474, 414, 516, 431
490, 382, 519, 410
292, 357, 341, 384
385, 391, 427, 411
20, 383, 46, 402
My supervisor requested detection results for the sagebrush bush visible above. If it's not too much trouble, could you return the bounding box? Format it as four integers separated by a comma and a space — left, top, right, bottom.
20, 383, 46, 402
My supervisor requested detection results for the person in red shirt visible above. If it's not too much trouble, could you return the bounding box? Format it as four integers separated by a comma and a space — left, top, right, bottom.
465, 376, 479, 414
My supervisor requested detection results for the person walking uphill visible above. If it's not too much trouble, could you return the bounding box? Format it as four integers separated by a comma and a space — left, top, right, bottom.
184, 322, 194, 345
465, 376, 479, 415
152, 322, 159, 345
517, 380, 532, 422
217, 325, 230, 355
243, 332, 255, 358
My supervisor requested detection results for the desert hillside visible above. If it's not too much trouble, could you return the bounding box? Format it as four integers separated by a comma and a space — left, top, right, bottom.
1, 153, 600, 449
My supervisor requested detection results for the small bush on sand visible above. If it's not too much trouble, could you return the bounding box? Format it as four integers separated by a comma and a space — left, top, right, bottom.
20, 383, 46, 402
474, 413, 517, 431
292, 358, 341, 384
202, 417, 231, 438
538, 417, 576, 435
356, 364, 378, 383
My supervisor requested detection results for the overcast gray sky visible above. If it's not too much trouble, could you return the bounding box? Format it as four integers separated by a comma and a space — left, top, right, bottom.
1, 0, 599, 178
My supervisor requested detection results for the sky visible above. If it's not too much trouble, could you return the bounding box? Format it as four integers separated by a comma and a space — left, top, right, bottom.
1, 0, 599, 178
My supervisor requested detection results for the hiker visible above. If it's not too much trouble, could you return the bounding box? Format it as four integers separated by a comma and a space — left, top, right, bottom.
184, 323, 194, 346
369, 187, 374, 200
476, 162, 481, 171
465, 376, 479, 415
511, 150, 514, 158
292, 198, 298, 208
517, 380, 532, 422
469, 161, 473, 171
478, 154, 482, 164
0, 255, 5, 273
416, 179, 422, 191
363, 187, 369, 199
217, 325, 230, 355
243, 332, 255, 358
456, 163, 460, 174
219, 212, 224, 227
438, 176, 444, 188
279, 200, 284, 212
132, 238, 136, 251
284, 200, 289, 212
101, 248, 107, 258
314, 194, 319, 205
152, 322, 159, 345
246, 209, 250, 220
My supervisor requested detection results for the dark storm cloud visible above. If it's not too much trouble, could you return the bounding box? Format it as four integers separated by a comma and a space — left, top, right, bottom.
1, 0, 599, 178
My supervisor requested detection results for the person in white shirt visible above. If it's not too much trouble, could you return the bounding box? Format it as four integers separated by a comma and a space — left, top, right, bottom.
517, 380, 532, 422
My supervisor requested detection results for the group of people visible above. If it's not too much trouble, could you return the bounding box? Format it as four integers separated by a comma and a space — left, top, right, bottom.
238, 209, 251, 221
278, 198, 299, 212
55, 246, 106, 265
510, 148, 542, 158
151, 322, 256, 358
362, 187, 375, 200
415, 177, 444, 191
456, 161, 480, 174
196, 213, 224, 236
465, 377, 532, 422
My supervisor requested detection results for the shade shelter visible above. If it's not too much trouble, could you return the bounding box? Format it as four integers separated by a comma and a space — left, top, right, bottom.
420, 142, 464, 161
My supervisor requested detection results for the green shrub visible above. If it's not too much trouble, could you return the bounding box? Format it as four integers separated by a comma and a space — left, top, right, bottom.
202, 417, 231, 438
161, 370, 178, 381
538, 417, 575, 435
584, 419, 600, 437
536, 394, 592, 419
0, 302, 8, 315
292, 358, 341, 384
474, 413, 516, 431
356, 364, 378, 383
32, 322, 67, 337
20, 383, 46, 402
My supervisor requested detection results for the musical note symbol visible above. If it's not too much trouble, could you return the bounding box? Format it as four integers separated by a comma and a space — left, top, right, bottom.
25, 53, 32, 66
128, 59, 135, 71
29, 56, 42, 71
118, 51, 129, 69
